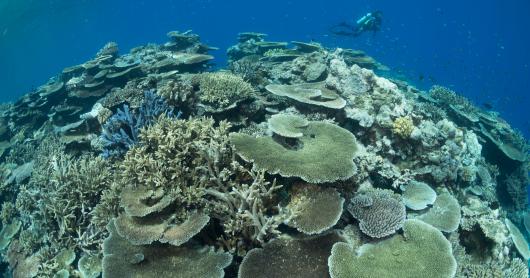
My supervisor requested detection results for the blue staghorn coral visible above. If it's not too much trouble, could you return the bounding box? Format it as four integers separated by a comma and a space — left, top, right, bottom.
100, 90, 180, 159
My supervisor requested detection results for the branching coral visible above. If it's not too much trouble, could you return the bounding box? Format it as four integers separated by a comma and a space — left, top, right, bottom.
13, 138, 113, 262
205, 169, 285, 249
193, 72, 253, 111
119, 116, 285, 252
100, 90, 178, 159
392, 116, 414, 138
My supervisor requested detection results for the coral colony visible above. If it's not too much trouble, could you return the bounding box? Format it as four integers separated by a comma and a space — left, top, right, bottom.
0, 30, 529, 278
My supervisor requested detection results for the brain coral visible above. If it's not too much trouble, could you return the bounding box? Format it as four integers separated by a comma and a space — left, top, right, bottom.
328, 219, 457, 278
347, 189, 406, 238
230, 120, 358, 183
286, 183, 345, 235
238, 232, 344, 278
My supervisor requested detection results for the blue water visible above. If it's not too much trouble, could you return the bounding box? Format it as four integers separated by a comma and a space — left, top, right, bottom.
1, 0, 529, 137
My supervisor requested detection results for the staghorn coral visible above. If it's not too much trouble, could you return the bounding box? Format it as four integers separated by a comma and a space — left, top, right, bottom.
347, 189, 406, 238
157, 76, 195, 108
205, 169, 285, 250
328, 219, 457, 278
12, 139, 114, 276
229, 55, 263, 83
392, 116, 414, 138
119, 116, 285, 251
100, 90, 177, 159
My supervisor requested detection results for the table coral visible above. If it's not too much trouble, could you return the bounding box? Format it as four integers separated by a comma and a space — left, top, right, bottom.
328, 219, 457, 278
347, 189, 406, 238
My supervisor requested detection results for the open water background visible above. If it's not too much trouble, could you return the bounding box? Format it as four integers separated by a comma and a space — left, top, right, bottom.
0, 0, 529, 137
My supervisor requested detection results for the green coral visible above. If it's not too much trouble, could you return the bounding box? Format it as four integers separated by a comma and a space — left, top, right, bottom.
286, 183, 344, 235
12, 138, 114, 275
328, 219, 457, 278
417, 190, 461, 233
230, 120, 358, 183
239, 232, 344, 278
194, 72, 253, 110
103, 219, 232, 278
119, 116, 285, 250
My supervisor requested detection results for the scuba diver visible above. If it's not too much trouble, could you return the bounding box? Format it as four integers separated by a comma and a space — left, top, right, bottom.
330, 11, 383, 37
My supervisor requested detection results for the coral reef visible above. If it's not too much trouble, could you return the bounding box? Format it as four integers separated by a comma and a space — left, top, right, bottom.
0, 30, 528, 277
100, 90, 177, 159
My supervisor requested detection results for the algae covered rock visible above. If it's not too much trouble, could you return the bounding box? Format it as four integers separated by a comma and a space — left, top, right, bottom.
230, 119, 358, 183
328, 219, 457, 278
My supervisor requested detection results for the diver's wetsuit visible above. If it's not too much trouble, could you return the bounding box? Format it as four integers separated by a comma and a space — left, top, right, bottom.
330, 11, 382, 37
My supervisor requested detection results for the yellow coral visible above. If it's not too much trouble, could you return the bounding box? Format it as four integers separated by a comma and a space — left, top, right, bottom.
392, 116, 414, 138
